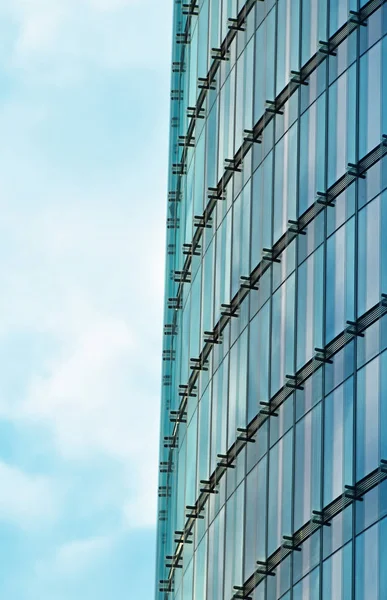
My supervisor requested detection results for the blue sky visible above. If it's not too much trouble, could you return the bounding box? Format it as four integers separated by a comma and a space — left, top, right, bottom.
0, 1, 172, 598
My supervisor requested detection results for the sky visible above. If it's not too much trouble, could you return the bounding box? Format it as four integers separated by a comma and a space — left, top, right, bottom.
0, 1, 172, 598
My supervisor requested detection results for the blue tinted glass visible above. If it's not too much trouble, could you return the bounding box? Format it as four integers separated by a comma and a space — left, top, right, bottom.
158, 4, 387, 599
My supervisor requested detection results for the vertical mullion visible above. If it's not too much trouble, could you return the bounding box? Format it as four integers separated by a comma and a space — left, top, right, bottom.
243, 6, 257, 594
352, 0, 362, 597
320, 0, 330, 596
264, 2, 280, 599
290, 0, 304, 594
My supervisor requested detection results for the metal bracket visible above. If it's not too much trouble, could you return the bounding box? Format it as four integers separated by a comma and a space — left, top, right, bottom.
178, 135, 195, 147
282, 534, 302, 551
228, 17, 246, 31
211, 47, 230, 61
237, 427, 255, 443
290, 70, 309, 86
198, 76, 216, 90
347, 162, 366, 179
349, 9, 367, 26
311, 510, 331, 527
182, 2, 199, 15
204, 329, 222, 344
288, 219, 306, 236
183, 242, 201, 256
346, 320, 365, 338
240, 275, 259, 291
224, 158, 242, 172
316, 191, 335, 207
318, 40, 336, 56
176, 32, 191, 44
178, 384, 197, 397
187, 106, 206, 120
260, 401, 279, 417
217, 453, 235, 469
256, 560, 276, 577
221, 302, 240, 317
262, 248, 281, 263
285, 374, 304, 390
344, 484, 364, 502
314, 347, 333, 364
266, 100, 284, 115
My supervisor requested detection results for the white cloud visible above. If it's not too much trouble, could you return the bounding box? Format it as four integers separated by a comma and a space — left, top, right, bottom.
123, 463, 158, 529
0, 190, 163, 529
53, 535, 115, 576
0, 0, 171, 82
19, 313, 160, 527
0, 201, 163, 525
0, 460, 57, 528
34, 533, 117, 583
22, 318, 140, 460
0, 0, 170, 571
0, 99, 166, 525
86, 0, 142, 9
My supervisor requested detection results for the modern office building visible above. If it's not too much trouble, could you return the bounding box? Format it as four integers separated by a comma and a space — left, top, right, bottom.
156, 0, 387, 599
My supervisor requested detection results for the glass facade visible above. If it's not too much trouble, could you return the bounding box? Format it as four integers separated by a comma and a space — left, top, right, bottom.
156, 1, 387, 599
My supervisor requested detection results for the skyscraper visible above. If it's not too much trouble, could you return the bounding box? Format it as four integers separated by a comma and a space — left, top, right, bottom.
156, 1, 387, 599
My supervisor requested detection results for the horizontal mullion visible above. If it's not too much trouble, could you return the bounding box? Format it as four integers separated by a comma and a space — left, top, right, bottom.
175, 0, 258, 166
161, 296, 387, 593
172, 0, 384, 312
232, 463, 387, 599
167, 138, 386, 466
